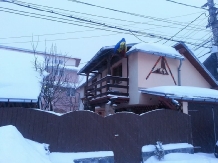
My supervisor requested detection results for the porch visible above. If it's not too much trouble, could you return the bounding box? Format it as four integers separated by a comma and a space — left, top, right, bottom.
85, 76, 129, 104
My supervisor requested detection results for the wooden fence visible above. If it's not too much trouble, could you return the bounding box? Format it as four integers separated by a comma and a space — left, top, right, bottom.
0, 108, 192, 163
189, 103, 218, 153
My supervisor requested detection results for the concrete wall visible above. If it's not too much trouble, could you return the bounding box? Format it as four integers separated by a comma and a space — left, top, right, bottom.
180, 59, 210, 87
128, 52, 140, 104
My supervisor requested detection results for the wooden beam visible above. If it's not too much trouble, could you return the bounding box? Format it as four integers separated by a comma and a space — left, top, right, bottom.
158, 96, 176, 110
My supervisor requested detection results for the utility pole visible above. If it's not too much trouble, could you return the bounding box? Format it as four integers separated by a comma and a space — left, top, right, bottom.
202, 0, 218, 72
203, 0, 218, 48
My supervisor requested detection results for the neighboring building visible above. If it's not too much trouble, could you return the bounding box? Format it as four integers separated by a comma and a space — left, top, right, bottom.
77, 42, 218, 116
0, 45, 81, 112
0, 47, 41, 108
203, 53, 218, 80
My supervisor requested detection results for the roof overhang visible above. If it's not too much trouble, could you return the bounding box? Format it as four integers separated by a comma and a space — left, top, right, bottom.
173, 42, 218, 88
141, 86, 218, 103
0, 98, 38, 103
126, 49, 184, 60
78, 43, 136, 74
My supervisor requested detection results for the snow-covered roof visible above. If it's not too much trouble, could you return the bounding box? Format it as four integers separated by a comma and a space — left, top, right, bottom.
0, 49, 42, 102
127, 42, 184, 60
0, 45, 81, 61
141, 86, 218, 102
64, 65, 79, 72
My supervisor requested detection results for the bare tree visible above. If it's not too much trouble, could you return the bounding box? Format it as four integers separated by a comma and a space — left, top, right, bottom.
34, 44, 82, 112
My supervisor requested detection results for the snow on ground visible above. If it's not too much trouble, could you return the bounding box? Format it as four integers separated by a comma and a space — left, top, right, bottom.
142, 143, 193, 152
0, 125, 113, 163
0, 125, 217, 163
50, 151, 113, 163
0, 125, 51, 163
145, 153, 217, 163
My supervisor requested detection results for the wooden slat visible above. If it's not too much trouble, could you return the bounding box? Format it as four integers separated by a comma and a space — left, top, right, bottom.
0, 108, 193, 163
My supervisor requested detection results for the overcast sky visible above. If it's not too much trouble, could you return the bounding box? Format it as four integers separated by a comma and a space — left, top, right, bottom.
1, 0, 216, 68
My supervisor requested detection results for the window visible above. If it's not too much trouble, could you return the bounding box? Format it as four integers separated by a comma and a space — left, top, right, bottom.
92, 78, 97, 84
113, 64, 122, 77
112, 64, 122, 84
54, 69, 64, 76
55, 59, 63, 65
67, 88, 75, 97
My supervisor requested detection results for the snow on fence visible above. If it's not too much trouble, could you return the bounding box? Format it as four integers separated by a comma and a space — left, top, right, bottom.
0, 107, 192, 163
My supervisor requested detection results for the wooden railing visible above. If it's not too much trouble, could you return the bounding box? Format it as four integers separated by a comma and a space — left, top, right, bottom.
85, 76, 129, 100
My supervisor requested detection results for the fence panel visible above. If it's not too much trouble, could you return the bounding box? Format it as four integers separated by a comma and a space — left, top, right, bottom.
0, 108, 191, 163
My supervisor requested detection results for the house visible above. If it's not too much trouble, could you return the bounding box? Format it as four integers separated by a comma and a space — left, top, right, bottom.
203, 52, 218, 80
0, 45, 81, 112
77, 41, 218, 116
0, 47, 41, 108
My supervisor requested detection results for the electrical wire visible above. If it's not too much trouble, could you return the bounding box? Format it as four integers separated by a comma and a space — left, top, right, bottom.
0, 33, 126, 45
12, 0, 208, 29
179, 20, 208, 40
165, 0, 205, 10
9, 0, 206, 26
198, 51, 211, 58
0, 7, 209, 44
3, 1, 207, 32
0, 8, 211, 48
163, 13, 206, 44
1, 0, 212, 48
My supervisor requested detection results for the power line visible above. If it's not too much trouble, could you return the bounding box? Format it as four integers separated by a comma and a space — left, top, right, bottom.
0, 9, 210, 48
165, 0, 205, 10
163, 13, 206, 44
198, 51, 211, 58
1, 1, 211, 48
0, 7, 209, 43
1, 6, 209, 39
0, 29, 96, 40
11, 0, 206, 26
3, 0, 211, 38
0, 7, 102, 28
179, 20, 208, 40
0, 33, 125, 45
5, 0, 208, 31
66, 0, 208, 28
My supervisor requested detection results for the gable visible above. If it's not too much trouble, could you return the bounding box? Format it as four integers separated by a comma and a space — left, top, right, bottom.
174, 43, 218, 89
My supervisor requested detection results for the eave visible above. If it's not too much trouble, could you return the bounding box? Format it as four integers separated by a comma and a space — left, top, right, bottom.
173, 43, 218, 88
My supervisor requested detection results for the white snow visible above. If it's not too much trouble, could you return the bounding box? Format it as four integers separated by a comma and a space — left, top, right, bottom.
0, 125, 51, 163
141, 86, 218, 102
0, 125, 217, 163
64, 65, 79, 71
127, 42, 184, 59
50, 151, 113, 163
0, 125, 113, 163
0, 49, 42, 101
142, 143, 193, 152
145, 153, 217, 163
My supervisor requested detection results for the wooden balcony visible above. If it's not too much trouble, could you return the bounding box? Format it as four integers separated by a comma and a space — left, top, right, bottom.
85, 76, 129, 104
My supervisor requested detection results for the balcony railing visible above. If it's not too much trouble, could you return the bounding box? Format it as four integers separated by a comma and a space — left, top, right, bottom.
85, 76, 129, 101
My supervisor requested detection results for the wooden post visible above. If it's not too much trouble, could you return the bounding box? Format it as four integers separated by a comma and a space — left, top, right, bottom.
85, 72, 89, 101
100, 72, 102, 96
127, 56, 129, 94
107, 55, 112, 91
